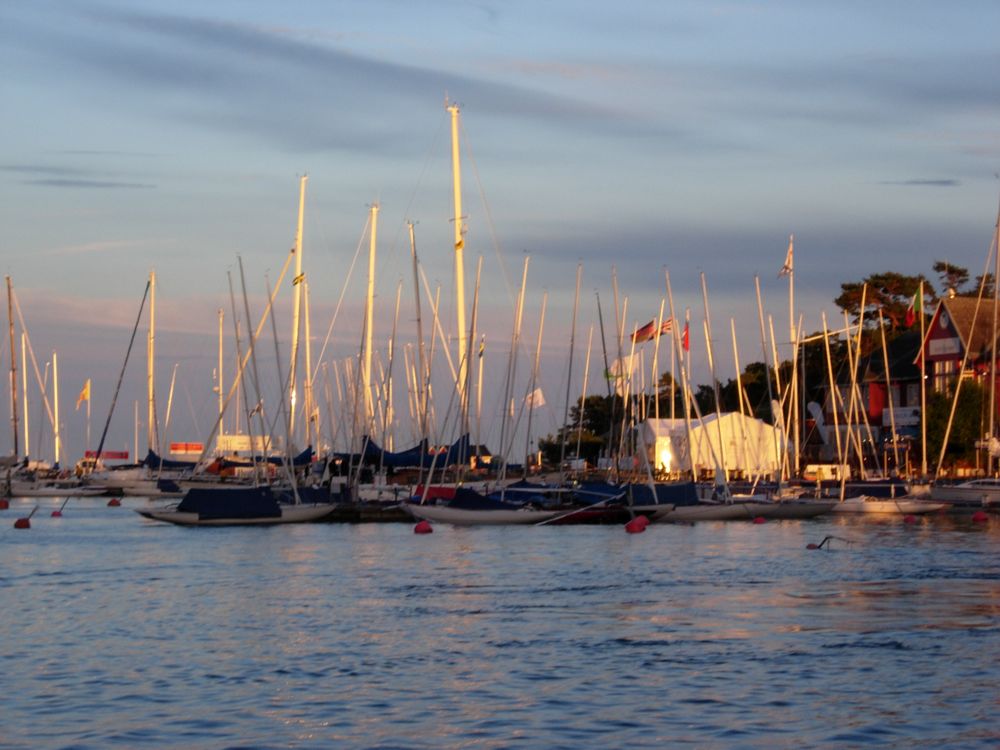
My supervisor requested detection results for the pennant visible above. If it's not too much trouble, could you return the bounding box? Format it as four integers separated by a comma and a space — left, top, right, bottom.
75, 378, 91, 411
778, 234, 794, 278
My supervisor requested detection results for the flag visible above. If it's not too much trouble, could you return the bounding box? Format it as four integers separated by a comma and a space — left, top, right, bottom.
905, 289, 922, 327
75, 378, 91, 411
478, 336, 485, 358
524, 387, 546, 408
682, 322, 690, 352
631, 318, 674, 343
605, 354, 639, 396
778, 234, 794, 278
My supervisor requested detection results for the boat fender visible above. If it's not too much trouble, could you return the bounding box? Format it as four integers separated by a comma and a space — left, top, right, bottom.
624, 516, 648, 534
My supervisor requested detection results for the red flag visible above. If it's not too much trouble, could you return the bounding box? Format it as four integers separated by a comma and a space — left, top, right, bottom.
632, 318, 674, 344
682, 322, 690, 352
631, 320, 657, 343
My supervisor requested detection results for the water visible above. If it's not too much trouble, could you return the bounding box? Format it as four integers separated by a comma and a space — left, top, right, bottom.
2, 498, 998, 749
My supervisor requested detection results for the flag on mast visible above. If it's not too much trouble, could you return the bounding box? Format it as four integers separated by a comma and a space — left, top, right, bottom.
778, 234, 794, 278
631, 318, 674, 343
905, 289, 922, 327
682, 322, 690, 352
75, 378, 91, 411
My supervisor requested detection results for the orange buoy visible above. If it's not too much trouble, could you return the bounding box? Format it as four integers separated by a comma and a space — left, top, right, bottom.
13, 517, 30, 529
625, 517, 647, 533
413, 520, 433, 534
971, 511, 989, 523
903, 514, 917, 524
752, 516, 767, 524
107, 498, 122, 507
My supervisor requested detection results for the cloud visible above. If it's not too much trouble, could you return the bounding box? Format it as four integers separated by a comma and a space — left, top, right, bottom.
879, 179, 961, 188
24, 179, 155, 189
1, 164, 155, 189
7, 4, 649, 155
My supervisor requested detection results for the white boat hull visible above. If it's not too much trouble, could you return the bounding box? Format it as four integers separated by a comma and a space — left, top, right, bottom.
662, 502, 768, 522
405, 503, 558, 526
830, 496, 947, 514
135, 503, 335, 526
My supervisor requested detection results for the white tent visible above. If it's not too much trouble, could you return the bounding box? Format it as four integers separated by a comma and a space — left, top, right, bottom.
636, 413, 786, 476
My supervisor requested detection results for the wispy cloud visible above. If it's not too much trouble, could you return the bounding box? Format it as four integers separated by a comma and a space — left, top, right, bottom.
1, 164, 155, 189
879, 179, 961, 188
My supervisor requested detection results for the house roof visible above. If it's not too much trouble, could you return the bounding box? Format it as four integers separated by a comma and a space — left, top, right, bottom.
933, 295, 998, 360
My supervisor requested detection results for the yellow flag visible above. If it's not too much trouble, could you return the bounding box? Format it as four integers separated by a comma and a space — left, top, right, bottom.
76, 378, 90, 410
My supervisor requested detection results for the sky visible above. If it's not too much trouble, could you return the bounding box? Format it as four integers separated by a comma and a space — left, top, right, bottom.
1, 0, 999, 464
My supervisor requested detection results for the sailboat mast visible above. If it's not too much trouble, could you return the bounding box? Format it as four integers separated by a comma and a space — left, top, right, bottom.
559, 264, 582, 473
53, 350, 61, 465
363, 203, 378, 427
21, 333, 28, 459
218, 308, 225, 436
447, 101, 469, 411
989, 205, 1000, 475
289, 175, 307, 441
147, 269, 157, 454
7, 276, 18, 458
409, 221, 429, 440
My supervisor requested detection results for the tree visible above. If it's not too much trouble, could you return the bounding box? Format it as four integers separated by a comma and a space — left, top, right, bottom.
933, 260, 969, 295
923, 382, 985, 469
835, 272, 934, 334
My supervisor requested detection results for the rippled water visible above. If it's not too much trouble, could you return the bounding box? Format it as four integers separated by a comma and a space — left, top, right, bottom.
2, 497, 998, 749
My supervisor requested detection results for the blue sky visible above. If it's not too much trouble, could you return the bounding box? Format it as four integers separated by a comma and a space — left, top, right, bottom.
1, 0, 999, 462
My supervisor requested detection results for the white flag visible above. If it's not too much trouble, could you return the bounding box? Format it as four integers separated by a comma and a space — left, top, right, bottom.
778, 234, 794, 278
524, 387, 546, 408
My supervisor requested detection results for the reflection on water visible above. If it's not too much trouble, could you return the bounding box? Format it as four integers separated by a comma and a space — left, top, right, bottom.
2, 497, 998, 748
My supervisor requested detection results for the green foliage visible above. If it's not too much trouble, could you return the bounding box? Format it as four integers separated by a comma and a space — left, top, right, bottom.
923, 382, 985, 468
933, 261, 969, 294
834, 271, 933, 334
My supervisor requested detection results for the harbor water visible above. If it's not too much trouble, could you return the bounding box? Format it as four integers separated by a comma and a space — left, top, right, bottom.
2, 497, 998, 749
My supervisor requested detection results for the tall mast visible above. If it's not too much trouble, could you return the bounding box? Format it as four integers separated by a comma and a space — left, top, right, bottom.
447, 101, 469, 410
147, 269, 157, 454
7, 276, 18, 458
786, 234, 798, 476
218, 308, 225, 436
289, 174, 308, 440
409, 221, 429, 440
304, 280, 315, 449
363, 203, 379, 427
21, 333, 28, 459
53, 350, 61, 466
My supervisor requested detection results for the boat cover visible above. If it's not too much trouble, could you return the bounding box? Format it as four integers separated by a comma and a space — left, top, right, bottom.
176, 487, 281, 519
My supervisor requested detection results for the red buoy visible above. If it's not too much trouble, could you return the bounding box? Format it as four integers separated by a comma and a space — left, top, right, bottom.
51, 510, 63, 517
971, 511, 989, 523
806, 543, 819, 550
413, 520, 433, 534
0, 498, 9, 510
107, 498, 122, 507
625, 517, 647, 533
903, 514, 917, 524
13, 517, 30, 529
752, 516, 767, 524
